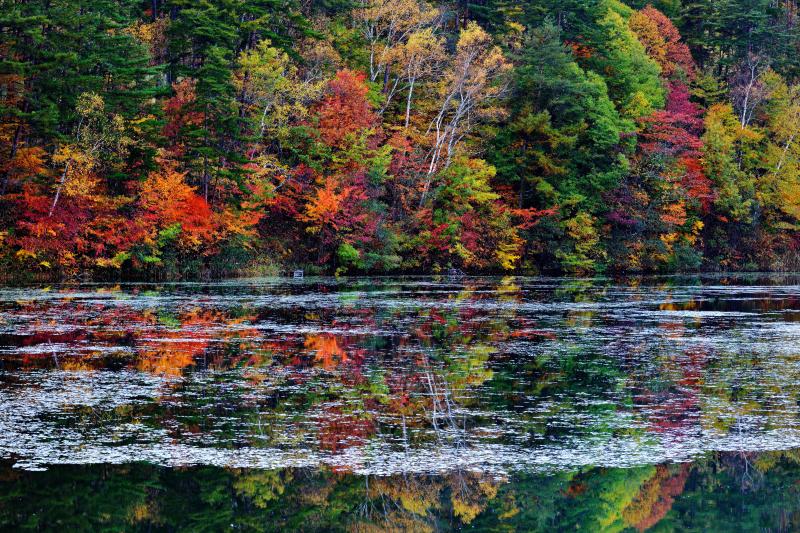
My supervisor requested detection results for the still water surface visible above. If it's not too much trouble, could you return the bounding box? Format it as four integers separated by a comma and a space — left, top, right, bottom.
2, 275, 800, 530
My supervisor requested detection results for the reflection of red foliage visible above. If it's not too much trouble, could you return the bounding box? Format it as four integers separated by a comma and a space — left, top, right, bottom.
677, 348, 706, 387
509, 329, 556, 340
640, 393, 699, 432
18, 329, 90, 349
565, 481, 588, 497
303, 332, 366, 370
633, 464, 691, 531
638, 348, 707, 432
317, 407, 375, 453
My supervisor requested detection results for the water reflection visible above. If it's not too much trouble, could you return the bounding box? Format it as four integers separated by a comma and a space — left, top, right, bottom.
3, 451, 800, 531
4, 275, 800, 528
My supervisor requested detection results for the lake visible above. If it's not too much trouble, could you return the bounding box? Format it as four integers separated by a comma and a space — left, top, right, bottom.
2, 275, 800, 531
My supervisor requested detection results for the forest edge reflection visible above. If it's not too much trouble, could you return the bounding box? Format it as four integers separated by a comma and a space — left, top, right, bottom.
2, 450, 800, 532
4, 275, 800, 530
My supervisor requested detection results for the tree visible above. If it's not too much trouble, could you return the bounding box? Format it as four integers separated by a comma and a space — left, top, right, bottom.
755, 75, 800, 230
313, 70, 377, 149
138, 156, 215, 253
396, 28, 446, 128
493, 21, 631, 209
607, 81, 709, 271
49, 93, 132, 217
730, 53, 772, 129
591, 6, 665, 119
629, 5, 695, 79
355, 0, 439, 89
235, 39, 322, 154
422, 22, 510, 203
702, 103, 758, 223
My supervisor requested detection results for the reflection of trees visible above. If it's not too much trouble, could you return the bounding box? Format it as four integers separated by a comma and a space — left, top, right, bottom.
351, 470, 502, 531
633, 347, 707, 435
10, 279, 800, 529
304, 334, 351, 369
622, 464, 690, 531
355, 475, 441, 532
4, 451, 800, 531
233, 468, 292, 509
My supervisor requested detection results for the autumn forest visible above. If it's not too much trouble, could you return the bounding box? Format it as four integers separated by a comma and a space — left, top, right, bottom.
3, 0, 800, 278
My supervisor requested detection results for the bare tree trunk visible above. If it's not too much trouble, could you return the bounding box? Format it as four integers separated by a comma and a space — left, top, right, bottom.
49, 112, 85, 217
740, 77, 754, 128
404, 78, 416, 128
48, 161, 70, 217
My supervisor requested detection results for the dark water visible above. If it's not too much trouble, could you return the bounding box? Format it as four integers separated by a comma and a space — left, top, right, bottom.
2, 275, 800, 531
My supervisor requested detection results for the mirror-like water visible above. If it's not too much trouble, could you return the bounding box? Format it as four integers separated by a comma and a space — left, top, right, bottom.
3, 275, 800, 531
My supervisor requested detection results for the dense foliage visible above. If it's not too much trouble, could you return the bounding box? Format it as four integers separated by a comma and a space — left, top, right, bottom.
5, 453, 800, 531
4, 0, 800, 277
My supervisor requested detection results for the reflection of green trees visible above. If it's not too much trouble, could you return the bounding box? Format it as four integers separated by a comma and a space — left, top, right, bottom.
470, 453, 800, 532
655, 452, 800, 532
0, 463, 153, 531
486, 339, 632, 445
467, 467, 655, 532
233, 469, 291, 509
4, 452, 800, 531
